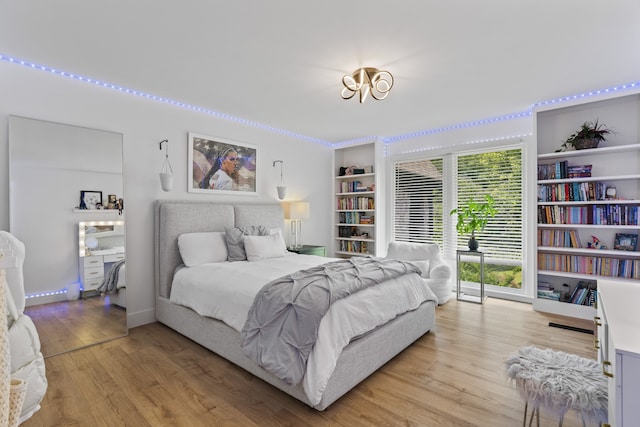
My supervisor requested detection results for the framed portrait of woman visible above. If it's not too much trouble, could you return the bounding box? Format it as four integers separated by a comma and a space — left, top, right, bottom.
188, 132, 257, 195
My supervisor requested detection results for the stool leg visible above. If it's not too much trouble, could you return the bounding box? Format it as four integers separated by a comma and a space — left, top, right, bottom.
558, 412, 564, 427
528, 407, 538, 427
522, 401, 528, 427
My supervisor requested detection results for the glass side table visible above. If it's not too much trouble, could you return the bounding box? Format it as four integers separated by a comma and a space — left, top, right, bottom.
456, 249, 486, 304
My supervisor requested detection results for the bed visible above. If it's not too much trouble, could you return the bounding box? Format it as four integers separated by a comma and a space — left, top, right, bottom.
155, 201, 437, 410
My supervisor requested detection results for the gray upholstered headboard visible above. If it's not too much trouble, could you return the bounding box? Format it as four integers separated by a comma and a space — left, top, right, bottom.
155, 201, 285, 298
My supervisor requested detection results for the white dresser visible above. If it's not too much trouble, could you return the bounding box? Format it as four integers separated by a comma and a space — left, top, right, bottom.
596, 279, 640, 427
79, 252, 125, 295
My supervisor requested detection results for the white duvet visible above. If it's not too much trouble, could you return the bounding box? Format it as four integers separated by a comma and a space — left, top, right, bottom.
169, 253, 437, 405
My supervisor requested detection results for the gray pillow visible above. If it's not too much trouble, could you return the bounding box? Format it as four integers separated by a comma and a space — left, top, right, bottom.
225, 226, 269, 261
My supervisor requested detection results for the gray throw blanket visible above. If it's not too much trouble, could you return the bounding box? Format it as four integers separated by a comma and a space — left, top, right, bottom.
239, 256, 421, 385
97, 259, 125, 294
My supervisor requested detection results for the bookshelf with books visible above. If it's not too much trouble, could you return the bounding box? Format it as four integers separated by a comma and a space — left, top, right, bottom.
333, 141, 381, 257
534, 91, 640, 320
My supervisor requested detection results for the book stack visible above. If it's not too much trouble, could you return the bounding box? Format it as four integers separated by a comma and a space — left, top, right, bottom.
568, 281, 597, 307
537, 282, 561, 301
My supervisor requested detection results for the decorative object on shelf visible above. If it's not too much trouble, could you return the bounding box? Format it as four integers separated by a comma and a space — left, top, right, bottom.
272, 160, 286, 200
605, 186, 617, 199
79, 190, 102, 210
450, 194, 496, 251
614, 232, 638, 251
341, 67, 393, 103
107, 194, 117, 209
116, 198, 124, 215
556, 119, 613, 152
284, 202, 310, 249
159, 139, 174, 192
188, 132, 257, 195
586, 235, 607, 250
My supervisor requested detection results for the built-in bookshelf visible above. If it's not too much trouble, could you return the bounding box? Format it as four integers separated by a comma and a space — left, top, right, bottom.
333, 142, 380, 257
534, 91, 640, 320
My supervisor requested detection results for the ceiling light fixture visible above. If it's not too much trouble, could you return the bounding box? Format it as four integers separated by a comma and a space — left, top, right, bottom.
341, 67, 394, 103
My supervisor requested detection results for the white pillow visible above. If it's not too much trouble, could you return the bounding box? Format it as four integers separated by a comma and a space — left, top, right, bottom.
268, 228, 288, 250
178, 232, 228, 267
244, 233, 288, 262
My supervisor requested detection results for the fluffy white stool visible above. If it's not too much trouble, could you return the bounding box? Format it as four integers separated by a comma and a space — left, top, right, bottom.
505, 346, 607, 426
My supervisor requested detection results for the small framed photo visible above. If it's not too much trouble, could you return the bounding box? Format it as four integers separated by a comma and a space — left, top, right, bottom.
614, 233, 638, 251
188, 132, 257, 195
108, 194, 117, 204
80, 190, 102, 210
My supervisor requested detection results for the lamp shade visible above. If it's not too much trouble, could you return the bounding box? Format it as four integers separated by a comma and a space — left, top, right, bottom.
284, 202, 310, 220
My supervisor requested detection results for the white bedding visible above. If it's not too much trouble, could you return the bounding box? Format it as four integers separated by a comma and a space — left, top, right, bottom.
169, 253, 436, 405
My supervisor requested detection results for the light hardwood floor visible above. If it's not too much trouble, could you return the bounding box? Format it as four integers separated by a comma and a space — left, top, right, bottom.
23, 297, 597, 427
24, 296, 127, 357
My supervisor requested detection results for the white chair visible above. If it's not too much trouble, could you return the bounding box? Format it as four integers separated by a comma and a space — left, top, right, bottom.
1, 231, 47, 424
386, 241, 452, 304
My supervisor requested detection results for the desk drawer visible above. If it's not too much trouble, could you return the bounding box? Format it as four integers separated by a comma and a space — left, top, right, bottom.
83, 266, 104, 279
83, 277, 103, 291
83, 256, 104, 268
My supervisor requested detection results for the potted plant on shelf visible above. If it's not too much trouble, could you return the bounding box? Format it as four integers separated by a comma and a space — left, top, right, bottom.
556, 119, 613, 152
450, 194, 496, 251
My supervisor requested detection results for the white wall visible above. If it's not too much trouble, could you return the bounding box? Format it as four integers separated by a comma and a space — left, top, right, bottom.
0, 62, 333, 327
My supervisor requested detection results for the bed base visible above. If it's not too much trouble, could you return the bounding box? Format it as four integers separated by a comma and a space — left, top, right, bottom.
156, 295, 434, 410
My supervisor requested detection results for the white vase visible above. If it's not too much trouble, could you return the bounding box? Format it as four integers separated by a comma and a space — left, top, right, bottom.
159, 172, 174, 192
277, 185, 286, 200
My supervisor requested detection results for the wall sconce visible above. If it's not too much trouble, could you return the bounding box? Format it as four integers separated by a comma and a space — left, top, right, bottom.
273, 160, 286, 200
283, 202, 310, 249
341, 67, 394, 103
159, 139, 174, 192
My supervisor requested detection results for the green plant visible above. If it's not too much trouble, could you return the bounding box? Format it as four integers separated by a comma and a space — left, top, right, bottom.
557, 119, 612, 152
450, 194, 496, 237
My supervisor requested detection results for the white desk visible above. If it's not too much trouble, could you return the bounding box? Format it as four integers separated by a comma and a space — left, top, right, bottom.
79, 252, 125, 296
597, 279, 640, 426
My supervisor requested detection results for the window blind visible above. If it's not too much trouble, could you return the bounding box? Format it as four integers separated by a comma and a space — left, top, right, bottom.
393, 158, 444, 247
453, 149, 523, 261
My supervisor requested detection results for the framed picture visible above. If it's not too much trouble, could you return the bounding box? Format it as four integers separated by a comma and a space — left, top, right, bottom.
614, 233, 638, 251
108, 194, 117, 204
80, 190, 102, 210
188, 132, 257, 195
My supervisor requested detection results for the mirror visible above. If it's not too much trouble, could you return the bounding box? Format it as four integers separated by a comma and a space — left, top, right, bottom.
9, 116, 127, 357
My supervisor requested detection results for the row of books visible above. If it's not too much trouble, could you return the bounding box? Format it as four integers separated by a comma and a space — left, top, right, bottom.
338, 240, 369, 254
538, 253, 640, 279
537, 229, 581, 248
538, 204, 640, 225
336, 197, 374, 211
338, 212, 374, 225
537, 181, 610, 202
338, 180, 369, 193
537, 161, 592, 180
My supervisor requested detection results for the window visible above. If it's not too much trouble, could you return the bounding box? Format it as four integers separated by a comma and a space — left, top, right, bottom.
393, 158, 444, 247
393, 146, 524, 292
453, 149, 523, 289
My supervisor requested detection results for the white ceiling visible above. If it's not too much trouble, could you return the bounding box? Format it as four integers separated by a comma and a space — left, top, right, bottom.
2, 0, 640, 144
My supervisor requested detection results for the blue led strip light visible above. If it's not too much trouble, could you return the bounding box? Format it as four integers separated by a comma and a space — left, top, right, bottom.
3, 53, 639, 147
0, 53, 332, 147
383, 111, 533, 144
25, 288, 68, 299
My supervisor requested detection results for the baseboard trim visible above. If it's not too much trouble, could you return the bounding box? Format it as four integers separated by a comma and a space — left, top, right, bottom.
127, 308, 156, 328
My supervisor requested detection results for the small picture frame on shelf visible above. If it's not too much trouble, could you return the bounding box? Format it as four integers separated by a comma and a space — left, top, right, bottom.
614, 233, 638, 251
79, 190, 102, 210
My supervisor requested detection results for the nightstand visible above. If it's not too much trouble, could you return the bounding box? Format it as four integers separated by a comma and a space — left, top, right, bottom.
288, 245, 326, 256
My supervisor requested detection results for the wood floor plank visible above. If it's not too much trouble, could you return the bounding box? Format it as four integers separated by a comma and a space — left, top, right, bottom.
23, 298, 598, 427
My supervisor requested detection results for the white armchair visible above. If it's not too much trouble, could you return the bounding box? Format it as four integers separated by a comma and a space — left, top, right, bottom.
1, 231, 47, 423
386, 241, 452, 305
